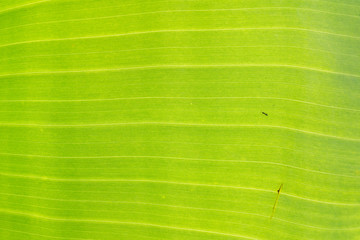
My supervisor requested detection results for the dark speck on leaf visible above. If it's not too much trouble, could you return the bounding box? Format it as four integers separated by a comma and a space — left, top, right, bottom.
262, 112, 268, 116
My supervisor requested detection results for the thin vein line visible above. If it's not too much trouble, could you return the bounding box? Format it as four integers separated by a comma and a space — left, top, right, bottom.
0, 208, 257, 239
0, 96, 358, 112
0, 155, 358, 178
1, 45, 359, 63
0, 0, 50, 15
0, 27, 359, 50
0, 122, 358, 142
0, 64, 358, 79
0, 199, 358, 231
0, 173, 359, 206
0, 7, 359, 33
0, 221, 161, 240
0, 227, 93, 240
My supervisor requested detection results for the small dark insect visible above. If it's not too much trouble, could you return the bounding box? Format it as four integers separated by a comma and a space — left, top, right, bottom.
262, 112, 268, 116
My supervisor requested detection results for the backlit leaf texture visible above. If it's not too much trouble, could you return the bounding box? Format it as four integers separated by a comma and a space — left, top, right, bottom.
1, 1, 360, 239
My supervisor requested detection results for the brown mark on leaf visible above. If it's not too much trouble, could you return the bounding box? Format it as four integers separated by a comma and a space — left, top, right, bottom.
271, 183, 283, 219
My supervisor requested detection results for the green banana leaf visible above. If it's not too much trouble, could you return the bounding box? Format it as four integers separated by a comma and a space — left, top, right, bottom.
1, 0, 360, 239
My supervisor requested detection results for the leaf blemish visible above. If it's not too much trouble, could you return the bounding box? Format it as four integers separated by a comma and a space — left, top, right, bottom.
271, 183, 283, 219
262, 112, 268, 116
